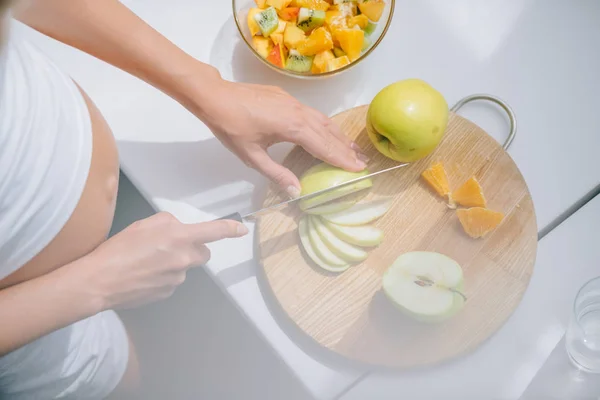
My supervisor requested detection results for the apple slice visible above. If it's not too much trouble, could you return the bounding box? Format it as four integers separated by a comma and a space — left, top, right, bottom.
321, 198, 393, 226
311, 216, 368, 262
304, 189, 368, 215
299, 163, 372, 211
298, 217, 350, 272
323, 219, 383, 247
307, 217, 348, 266
382, 251, 465, 323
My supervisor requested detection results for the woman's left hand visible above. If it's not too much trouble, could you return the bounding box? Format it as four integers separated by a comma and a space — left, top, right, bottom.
194, 79, 368, 198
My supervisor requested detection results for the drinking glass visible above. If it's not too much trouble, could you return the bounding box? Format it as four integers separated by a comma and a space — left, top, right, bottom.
566, 276, 600, 373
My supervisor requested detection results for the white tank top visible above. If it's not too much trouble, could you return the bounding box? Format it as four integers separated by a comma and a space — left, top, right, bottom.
0, 20, 93, 280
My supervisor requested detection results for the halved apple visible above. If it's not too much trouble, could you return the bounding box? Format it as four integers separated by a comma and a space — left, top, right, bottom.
304, 190, 368, 215
322, 219, 383, 247
321, 198, 392, 226
311, 216, 367, 262
307, 217, 347, 266
382, 252, 465, 323
299, 163, 372, 211
298, 217, 350, 272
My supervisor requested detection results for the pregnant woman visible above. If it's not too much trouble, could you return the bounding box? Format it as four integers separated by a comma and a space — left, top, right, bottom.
0, 0, 367, 398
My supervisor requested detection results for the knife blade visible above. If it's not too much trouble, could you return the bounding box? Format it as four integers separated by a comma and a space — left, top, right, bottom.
216, 163, 408, 223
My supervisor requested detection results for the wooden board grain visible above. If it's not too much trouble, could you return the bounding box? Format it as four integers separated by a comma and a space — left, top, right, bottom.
257, 105, 538, 367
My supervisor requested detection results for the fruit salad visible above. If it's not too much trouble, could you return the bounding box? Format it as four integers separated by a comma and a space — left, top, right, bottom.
247, 0, 387, 74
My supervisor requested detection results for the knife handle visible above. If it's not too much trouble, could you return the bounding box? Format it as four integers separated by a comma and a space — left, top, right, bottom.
215, 212, 243, 223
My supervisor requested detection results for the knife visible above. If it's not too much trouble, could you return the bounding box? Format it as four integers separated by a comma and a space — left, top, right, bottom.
216, 163, 408, 223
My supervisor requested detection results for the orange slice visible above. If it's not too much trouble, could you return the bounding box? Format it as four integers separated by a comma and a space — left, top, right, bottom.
421, 162, 451, 199
456, 207, 504, 238
452, 177, 486, 208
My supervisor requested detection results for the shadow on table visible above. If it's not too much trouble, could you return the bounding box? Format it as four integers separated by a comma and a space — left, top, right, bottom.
209, 16, 368, 117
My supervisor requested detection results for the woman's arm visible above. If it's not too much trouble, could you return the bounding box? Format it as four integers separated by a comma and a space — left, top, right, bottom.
15, 0, 367, 198
0, 258, 102, 356
14, 0, 217, 104
0, 214, 246, 356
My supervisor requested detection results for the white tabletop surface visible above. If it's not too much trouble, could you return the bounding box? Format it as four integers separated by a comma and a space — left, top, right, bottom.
18, 0, 600, 398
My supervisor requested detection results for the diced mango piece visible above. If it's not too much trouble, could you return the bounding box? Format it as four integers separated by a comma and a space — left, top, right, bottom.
283, 23, 306, 49
348, 14, 369, 29
291, 0, 330, 11
297, 27, 334, 56
332, 47, 345, 57
267, 42, 287, 68
325, 55, 350, 72
278, 7, 300, 21
252, 36, 273, 58
334, 28, 364, 61
267, 0, 292, 10
255, 0, 268, 8
248, 8, 262, 37
311, 50, 335, 73
358, 0, 385, 22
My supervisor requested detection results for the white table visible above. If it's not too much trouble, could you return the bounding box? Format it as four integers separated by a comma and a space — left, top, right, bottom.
19, 0, 600, 398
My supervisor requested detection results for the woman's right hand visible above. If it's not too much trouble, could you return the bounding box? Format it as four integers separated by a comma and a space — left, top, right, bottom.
80, 212, 248, 310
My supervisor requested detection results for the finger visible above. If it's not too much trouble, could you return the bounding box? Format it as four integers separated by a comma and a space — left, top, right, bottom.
189, 244, 211, 267
306, 108, 354, 148
298, 121, 366, 172
310, 111, 369, 167
187, 219, 249, 244
247, 148, 301, 198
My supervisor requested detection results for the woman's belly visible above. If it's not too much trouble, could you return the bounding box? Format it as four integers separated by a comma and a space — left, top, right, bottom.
0, 86, 120, 289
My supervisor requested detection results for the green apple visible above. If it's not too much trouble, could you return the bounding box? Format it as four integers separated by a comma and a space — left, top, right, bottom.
311, 216, 367, 262
367, 79, 449, 162
323, 218, 383, 247
382, 251, 465, 323
320, 198, 392, 226
299, 163, 372, 211
304, 190, 368, 215
298, 217, 350, 273
307, 218, 348, 266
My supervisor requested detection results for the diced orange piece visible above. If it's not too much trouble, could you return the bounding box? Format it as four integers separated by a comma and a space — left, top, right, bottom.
325, 55, 350, 72
457, 207, 504, 239
452, 177, 487, 208
358, 0, 385, 22
421, 162, 451, 198
255, 0, 268, 8
325, 10, 346, 29
311, 49, 335, 73
348, 14, 369, 29
334, 28, 364, 61
278, 6, 300, 21
248, 8, 262, 37
267, 0, 292, 10
291, 0, 330, 11
267, 42, 286, 68
297, 27, 333, 56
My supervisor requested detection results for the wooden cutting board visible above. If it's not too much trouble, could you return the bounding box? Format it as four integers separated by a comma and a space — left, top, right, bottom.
257, 105, 538, 368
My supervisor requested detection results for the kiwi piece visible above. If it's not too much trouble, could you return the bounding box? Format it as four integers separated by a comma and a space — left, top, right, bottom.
333, 47, 346, 58
364, 21, 377, 36
297, 8, 326, 32
254, 7, 280, 37
361, 35, 371, 51
285, 49, 314, 72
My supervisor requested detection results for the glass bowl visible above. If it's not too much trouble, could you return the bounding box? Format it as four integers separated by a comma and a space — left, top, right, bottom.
232, 0, 395, 79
